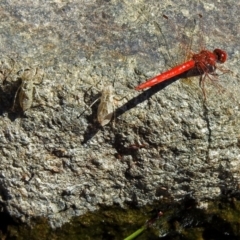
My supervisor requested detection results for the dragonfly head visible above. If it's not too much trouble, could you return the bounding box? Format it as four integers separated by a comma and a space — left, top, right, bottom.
213, 49, 227, 63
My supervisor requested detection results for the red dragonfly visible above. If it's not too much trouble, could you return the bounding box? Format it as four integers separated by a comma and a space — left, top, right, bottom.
135, 15, 228, 94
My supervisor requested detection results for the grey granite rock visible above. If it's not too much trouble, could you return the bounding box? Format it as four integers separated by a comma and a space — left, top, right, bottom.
0, 0, 239, 228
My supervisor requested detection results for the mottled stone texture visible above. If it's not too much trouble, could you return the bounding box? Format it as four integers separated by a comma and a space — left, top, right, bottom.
0, 0, 239, 228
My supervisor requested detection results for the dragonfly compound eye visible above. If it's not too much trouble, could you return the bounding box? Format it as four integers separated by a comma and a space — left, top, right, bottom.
213, 49, 227, 63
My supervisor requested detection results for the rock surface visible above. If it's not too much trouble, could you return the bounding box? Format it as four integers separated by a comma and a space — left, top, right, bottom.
0, 0, 239, 228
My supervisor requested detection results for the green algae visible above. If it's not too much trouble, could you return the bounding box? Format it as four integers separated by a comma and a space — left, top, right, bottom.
2, 198, 240, 239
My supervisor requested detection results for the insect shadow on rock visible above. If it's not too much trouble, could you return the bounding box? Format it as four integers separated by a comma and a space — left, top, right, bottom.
0, 57, 17, 113
0, 57, 16, 83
